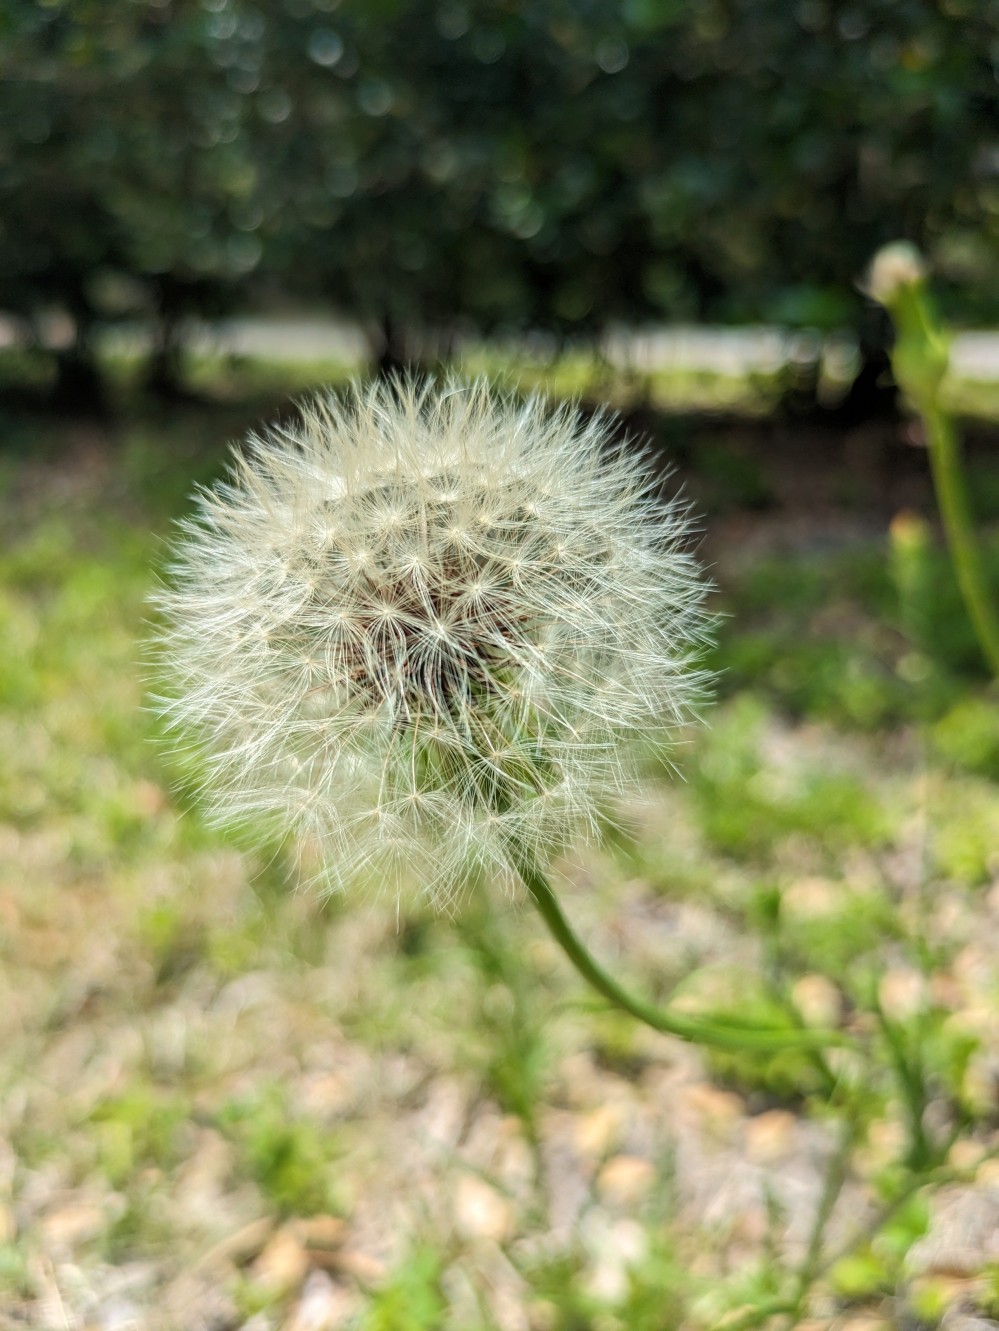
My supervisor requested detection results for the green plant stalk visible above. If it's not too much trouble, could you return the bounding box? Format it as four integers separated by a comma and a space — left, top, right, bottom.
511, 842, 842, 1054
871, 994, 935, 1172
875, 254, 999, 678
777, 1110, 859, 1330
922, 400, 999, 677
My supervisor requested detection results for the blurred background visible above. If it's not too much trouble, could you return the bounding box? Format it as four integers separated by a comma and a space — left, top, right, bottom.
4, 0, 999, 411
4, 4, 999, 1331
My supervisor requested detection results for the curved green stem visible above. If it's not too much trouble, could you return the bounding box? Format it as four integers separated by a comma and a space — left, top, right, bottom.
512, 844, 842, 1054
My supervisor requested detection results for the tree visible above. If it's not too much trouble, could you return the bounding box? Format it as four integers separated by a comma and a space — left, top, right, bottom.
252, 0, 999, 391
0, 0, 265, 404
3, 0, 999, 410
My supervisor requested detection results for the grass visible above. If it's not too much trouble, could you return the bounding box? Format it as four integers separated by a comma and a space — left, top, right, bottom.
1, 363, 998, 1329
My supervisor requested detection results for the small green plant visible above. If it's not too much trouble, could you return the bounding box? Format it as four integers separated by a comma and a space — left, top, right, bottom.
90, 1086, 191, 1189
361, 1247, 447, 1331
216, 1087, 339, 1217
691, 698, 891, 862
869, 242, 999, 681
457, 905, 551, 1145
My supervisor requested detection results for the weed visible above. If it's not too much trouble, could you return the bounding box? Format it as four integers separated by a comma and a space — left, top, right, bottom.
216, 1087, 340, 1217
90, 1086, 191, 1188
361, 1247, 447, 1331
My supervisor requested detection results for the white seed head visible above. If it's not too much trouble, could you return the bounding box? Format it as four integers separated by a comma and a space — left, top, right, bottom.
150, 377, 712, 906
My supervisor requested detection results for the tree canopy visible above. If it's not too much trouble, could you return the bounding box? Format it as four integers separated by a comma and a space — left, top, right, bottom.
3, 0, 998, 396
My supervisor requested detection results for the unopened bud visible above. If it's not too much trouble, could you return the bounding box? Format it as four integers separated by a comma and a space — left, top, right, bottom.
889, 509, 930, 556
865, 242, 927, 307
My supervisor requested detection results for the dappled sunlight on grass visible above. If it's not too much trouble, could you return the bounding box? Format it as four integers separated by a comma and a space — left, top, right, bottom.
0, 399, 998, 1330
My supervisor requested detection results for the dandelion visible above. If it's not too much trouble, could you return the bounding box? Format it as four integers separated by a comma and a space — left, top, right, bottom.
152, 377, 826, 1051
153, 376, 708, 899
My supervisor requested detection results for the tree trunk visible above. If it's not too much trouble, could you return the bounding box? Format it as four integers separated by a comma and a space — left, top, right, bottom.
51, 342, 107, 416
374, 313, 411, 378
145, 319, 190, 400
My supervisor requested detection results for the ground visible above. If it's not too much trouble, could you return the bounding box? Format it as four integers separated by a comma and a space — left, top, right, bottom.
1, 368, 998, 1330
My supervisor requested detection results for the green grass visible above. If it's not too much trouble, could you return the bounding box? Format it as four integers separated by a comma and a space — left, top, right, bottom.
216, 1085, 343, 1218
711, 540, 999, 730
1, 379, 998, 1330
361, 1246, 448, 1331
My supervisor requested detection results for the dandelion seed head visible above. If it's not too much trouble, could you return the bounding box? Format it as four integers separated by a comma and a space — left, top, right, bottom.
151, 377, 712, 907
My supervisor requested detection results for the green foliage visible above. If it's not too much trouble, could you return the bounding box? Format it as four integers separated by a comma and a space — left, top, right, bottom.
90, 1086, 191, 1189
705, 1037, 824, 1108
763, 876, 903, 983
713, 532, 999, 730
930, 780, 999, 884
457, 906, 551, 1140
521, 1229, 691, 1331
2, 401, 999, 1328
690, 695, 891, 861
931, 695, 999, 779
0, 0, 262, 394
5, 1, 999, 395
137, 898, 209, 988
875, 244, 999, 681
978, 1263, 999, 1319
693, 439, 777, 513
829, 1193, 930, 1301
361, 1248, 448, 1331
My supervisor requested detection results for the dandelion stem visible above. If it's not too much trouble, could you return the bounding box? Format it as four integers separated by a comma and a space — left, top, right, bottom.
512, 844, 842, 1053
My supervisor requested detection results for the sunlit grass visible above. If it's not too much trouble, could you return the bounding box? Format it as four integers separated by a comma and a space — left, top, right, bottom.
0, 384, 998, 1328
